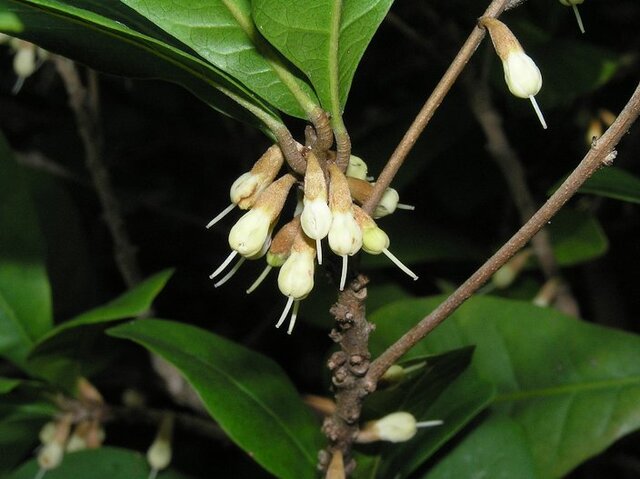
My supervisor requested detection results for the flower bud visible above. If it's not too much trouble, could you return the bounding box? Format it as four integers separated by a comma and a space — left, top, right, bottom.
229, 174, 296, 257
277, 230, 315, 300
230, 144, 284, 209
346, 155, 368, 180
147, 413, 174, 473
38, 441, 65, 470
480, 17, 547, 129
358, 412, 417, 443
267, 216, 301, 267
379, 365, 406, 385
39, 421, 57, 445
13, 43, 36, 79
301, 152, 331, 264
373, 187, 400, 218
346, 176, 373, 204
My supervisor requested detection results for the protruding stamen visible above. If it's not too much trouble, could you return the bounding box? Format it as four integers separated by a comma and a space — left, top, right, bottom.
246, 265, 273, 294
206, 203, 236, 229
287, 300, 301, 335
276, 297, 294, 329
12, 76, 25, 95
214, 257, 246, 288
396, 203, 416, 211
529, 96, 547, 130
148, 469, 159, 479
339, 255, 348, 291
416, 420, 444, 428
34, 468, 47, 479
572, 5, 585, 34
382, 248, 419, 281
209, 250, 238, 279
316, 238, 323, 265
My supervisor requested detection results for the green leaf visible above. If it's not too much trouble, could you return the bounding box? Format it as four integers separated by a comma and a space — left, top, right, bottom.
108, 319, 324, 479
120, 0, 318, 119
252, 0, 394, 111
421, 416, 538, 479
547, 208, 608, 266
7, 447, 193, 479
0, 133, 52, 367
0, 378, 22, 394
25, 269, 173, 386
578, 167, 640, 204
370, 295, 640, 477
0, 0, 281, 131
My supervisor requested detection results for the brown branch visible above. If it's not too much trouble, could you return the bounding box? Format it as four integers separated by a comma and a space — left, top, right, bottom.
320, 275, 374, 476
52, 56, 141, 288
366, 81, 640, 383
362, 0, 513, 215
462, 72, 580, 317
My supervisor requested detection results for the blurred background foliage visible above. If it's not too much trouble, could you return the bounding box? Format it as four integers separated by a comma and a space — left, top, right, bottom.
0, 0, 639, 477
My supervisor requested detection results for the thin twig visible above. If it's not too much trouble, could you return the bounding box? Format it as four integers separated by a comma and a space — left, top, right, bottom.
462, 75, 580, 317
366, 81, 640, 383
52, 56, 141, 288
361, 0, 512, 215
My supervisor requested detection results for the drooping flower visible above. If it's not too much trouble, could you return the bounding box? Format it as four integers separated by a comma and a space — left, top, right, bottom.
207, 144, 285, 228
328, 163, 362, 290
481, 17, 547, 129
300, 151, 331, 264
356, 412, 444, 444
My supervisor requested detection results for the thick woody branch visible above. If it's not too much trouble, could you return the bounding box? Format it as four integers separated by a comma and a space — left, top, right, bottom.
366, 81, 640, 383
362, 0, 513, 215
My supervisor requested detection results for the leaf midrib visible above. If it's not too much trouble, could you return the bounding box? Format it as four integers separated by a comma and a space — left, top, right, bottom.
495, 375, 640, 403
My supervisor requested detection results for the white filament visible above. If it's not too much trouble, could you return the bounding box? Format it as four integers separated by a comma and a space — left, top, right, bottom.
529, 96, 547, 130
339, 255, 348, 291
396, 203, 416, 211
287, 301, 301, 335
214, 257, 246, 288
33, 469, 46, 479
382, 249, 419, 281
206, 203, 236, 229
148, 469, 159, 479
209, 250, 238, 279
316, 238, 323, 265
572, 5, 585, 34
416, 420, 444, 428
276, 297, 294, 329
246, 265, 273, 294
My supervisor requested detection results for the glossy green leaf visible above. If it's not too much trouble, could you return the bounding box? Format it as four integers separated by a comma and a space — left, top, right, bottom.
370, 295, 640, 477
7, 447, 193, 479
120, 0, 318, 119
252, 0, 394, 111
422, 416, 538, 479
0, 133, 52, 368
109, 319, 324, 479
25, 269, 173, 386
547, 208, 608, 266
579, 167, 640, 204
0, 0, 281, 131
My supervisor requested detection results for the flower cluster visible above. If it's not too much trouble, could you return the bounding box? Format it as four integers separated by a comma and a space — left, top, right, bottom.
207, 147, 417, 334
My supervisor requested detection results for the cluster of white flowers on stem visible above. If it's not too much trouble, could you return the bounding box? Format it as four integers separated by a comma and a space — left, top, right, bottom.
207, 147, 417, 334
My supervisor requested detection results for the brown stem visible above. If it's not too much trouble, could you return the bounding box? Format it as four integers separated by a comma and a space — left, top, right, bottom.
462, 75, 580, 317
273, 124, 307, 175
52, 57, 141, 288
320, 275, 374, 476
366, 81, 640, 383
310, 107, 334, 153
361, 0, 512, 215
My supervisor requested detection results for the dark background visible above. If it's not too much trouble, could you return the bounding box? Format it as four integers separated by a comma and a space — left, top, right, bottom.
1, 0, 639, 477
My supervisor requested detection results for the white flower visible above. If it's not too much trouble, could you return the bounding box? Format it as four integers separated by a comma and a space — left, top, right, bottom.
503, 51, 542, 99
373, 187, 400, 218
301, 199, 332, 243
346, 155, 368, 180
357, 412, 444, 444
277, 250, 315, 300
328, 210, 362, 257
228, 209, 271, 257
